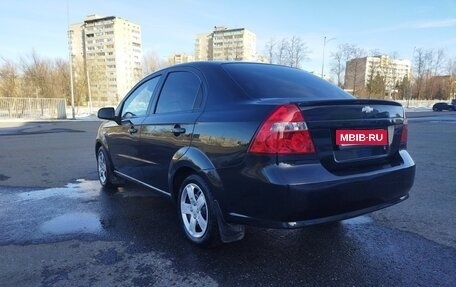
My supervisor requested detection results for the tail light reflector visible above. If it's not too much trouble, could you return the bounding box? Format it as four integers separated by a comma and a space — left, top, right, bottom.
400, 115, 408, 147
248, 104, 315, 154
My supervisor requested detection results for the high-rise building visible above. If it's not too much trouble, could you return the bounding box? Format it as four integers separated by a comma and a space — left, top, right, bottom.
69, 15, 142, 107
194, 26, 257, 61
345, 55, 411, 95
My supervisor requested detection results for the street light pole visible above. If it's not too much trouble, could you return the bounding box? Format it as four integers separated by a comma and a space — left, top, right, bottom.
321, 36, 335, 79
407, 46, 416, 108
321, 36, 327, 78
86, 63, 92, 114
68, 34, 76, 120
67, 1, 75, 119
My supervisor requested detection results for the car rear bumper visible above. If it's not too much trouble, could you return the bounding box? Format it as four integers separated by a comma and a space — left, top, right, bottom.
219, 150, 416, 228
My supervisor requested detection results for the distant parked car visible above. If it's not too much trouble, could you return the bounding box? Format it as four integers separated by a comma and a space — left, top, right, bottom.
95, 62, 415, 246
432, 102, 455, 111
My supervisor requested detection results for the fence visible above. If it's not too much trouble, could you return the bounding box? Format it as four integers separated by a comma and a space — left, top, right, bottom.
395, 99, 446, 108
0, 98, 67, 119
0, 98, 444, 120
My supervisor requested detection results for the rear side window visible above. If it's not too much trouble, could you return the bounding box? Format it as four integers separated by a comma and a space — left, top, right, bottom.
155, 71, 201, 113
222, 63, 353, 100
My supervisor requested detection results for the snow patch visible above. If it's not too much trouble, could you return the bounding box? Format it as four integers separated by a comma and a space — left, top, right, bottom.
17, 179, 100, 201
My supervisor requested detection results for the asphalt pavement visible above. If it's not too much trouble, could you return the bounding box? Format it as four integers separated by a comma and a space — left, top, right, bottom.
0, 113, 455, 286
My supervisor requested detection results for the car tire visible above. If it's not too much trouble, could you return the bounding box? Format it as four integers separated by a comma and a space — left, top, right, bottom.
97, 146, 122, 190
177, 174, 219, 247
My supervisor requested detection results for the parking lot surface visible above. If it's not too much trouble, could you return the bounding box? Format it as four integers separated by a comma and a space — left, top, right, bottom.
0, 112, 455, 286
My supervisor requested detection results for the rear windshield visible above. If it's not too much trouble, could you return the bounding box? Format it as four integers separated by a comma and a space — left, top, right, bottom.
222, 63, 353, 100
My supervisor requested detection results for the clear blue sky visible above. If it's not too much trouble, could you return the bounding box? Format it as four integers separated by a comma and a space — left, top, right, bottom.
0, 0, 455, 74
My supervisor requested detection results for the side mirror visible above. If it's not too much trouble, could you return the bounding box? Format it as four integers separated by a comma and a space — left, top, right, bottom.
97, 107, 119, 124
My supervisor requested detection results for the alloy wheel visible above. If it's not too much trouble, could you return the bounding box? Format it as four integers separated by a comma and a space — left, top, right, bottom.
180, 183, 208, 238
97, 150, 107, 185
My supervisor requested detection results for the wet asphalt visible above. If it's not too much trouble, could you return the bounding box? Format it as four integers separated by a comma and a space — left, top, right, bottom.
0, 112, 455, 286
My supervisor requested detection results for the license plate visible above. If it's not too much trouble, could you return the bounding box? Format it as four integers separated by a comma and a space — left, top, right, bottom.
336, 129, 388, 146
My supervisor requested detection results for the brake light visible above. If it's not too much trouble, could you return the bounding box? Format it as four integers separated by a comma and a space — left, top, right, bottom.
248, 104, 315, 154
400, 115, 408, 147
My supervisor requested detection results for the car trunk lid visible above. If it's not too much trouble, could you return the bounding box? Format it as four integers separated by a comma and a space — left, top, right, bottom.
294, 99, 406, 173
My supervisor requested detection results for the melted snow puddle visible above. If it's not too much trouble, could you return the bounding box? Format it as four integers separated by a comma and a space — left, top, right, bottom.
17, 179, 100, 201
40, 212, 102, 235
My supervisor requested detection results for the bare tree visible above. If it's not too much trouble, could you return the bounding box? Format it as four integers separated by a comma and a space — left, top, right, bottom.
276, 38, 289, 65
412, 48, 447, 99
0, 57, 20, 98
20, 50, 58, 98
52, 59, 70, 101
432, 49, 445, 76
264, 38, 276, 64
287, 36, 309, 68
142, 51, 167, 76
341, 45, 365, 96
448, 57, 456, 76
264, 37, 310, 68
330, 50, 343, 87
446, 57, 456, 99
331, 43, 364, 89
71, 56, 88, 106
413, 48, 426, 99
427, 49, 445, 99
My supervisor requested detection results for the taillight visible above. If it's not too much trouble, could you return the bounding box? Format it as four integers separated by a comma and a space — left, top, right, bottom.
400, 114, 408, 147
248, 104, 315, 154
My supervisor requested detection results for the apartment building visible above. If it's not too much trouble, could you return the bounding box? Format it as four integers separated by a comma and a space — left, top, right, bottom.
345, 55, 411, 95
195, 33, 212, 61
69, 15, 142, 107
194, 26, 257, 61
168, 53, 194, 65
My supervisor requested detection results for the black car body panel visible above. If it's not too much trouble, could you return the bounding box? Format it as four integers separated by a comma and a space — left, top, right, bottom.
214, 150, 414, 228
96, 62, 415, 240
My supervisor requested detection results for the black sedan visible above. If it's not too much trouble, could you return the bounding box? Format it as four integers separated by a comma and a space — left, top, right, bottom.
96, 62, 415, 246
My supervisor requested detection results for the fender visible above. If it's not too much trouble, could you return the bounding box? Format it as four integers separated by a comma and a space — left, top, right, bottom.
168, 146, 223, 195
95, 122, 114, 155
168, 146, 245, 243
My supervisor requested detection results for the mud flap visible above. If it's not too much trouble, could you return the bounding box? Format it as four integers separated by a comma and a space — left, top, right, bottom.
213, 200, 245, 243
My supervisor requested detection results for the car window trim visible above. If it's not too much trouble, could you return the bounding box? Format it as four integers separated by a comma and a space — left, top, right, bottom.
119, 74, 163, 120
152, 69, 204, 115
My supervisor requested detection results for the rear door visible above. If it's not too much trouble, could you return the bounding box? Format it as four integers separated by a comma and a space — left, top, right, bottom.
139, 68, 204, 193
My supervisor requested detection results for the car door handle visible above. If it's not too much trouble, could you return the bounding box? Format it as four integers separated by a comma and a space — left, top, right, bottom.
129, 127, 138, 134
172, 126, 186, 135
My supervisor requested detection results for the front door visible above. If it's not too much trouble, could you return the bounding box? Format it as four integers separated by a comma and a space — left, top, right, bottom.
107, 76, 161, 179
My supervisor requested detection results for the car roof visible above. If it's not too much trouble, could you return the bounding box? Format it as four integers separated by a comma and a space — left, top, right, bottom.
160, 61, 297, 71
